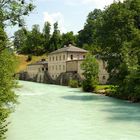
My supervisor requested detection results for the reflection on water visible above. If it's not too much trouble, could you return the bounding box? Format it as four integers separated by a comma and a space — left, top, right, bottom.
7, 81, 140, 140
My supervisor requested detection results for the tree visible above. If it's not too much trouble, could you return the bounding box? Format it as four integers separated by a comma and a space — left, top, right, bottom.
14, 27, 27, 53
0, 0, 34, 139
0, 0, 35, 28
43, 22, 51, 41
49, 22, 62, 51
77, 9, 102, 49
95, 0, 140, 100
43, 22, 51, 52
0, 27, 18, 140
61, 31, 76, 46
24, 24, 45, 55
81, 53, 99, 92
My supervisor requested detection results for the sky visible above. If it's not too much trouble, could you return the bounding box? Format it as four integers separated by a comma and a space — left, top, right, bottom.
6, 0, 117, 37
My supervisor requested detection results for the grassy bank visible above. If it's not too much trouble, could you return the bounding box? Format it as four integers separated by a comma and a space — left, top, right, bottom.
16, 54, 47, 73
94, 85, 140, 103
94, 85, 115, 95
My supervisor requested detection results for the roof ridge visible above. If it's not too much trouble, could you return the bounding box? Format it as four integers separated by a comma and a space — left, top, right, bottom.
49, 45, 88, 54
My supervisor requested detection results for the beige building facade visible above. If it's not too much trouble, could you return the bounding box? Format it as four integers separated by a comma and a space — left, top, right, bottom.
48, 44, 87, 80
26, 61, 48, 80
48, 44, 109, 84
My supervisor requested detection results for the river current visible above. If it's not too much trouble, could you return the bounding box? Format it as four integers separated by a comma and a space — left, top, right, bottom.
7, 81, 140, 140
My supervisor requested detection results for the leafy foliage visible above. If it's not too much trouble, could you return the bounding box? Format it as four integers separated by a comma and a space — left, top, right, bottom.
14, 22, 77, 54
0, 0, 35, 27
0, 27, 18, 139
81, 53, 99, 92
68, 79, 79, 88
0, 0, 34, 139
77, 0, 140, 101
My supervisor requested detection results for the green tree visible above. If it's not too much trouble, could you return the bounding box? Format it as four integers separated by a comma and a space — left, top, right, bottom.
0, 0, 34, 28
14, 27, 27, 53
77, 9, 102, 49
81, 53, 99, 92
95, 0, 140, 100
0, 0, 34, 139
25, 24, 45, 55
0, 27, 18, 140
61, 31, 76, 46
49, 22, 62, 51
43, 22, 51, 52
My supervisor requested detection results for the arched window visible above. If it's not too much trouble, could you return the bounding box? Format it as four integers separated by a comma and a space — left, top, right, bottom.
103, 76, 106, 80
71, 55, 73, 60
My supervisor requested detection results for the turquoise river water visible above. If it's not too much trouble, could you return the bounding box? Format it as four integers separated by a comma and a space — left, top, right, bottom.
7, 81, 140, 140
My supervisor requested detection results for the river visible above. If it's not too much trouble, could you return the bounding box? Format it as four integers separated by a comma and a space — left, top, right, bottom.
7, 81, 140, 140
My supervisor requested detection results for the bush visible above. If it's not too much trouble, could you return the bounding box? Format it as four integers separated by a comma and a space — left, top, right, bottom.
69, 79, 79, 88
26, 55, 32, 62
82, 79, 96, 92
81, 53, 99, 92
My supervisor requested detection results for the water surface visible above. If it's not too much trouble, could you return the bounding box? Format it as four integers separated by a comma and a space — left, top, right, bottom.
7, 81, 140, 140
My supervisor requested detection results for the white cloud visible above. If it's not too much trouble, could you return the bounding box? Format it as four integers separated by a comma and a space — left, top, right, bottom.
82, 0, 114, 9
43, 12, 66, 33
65, 0, 124, 9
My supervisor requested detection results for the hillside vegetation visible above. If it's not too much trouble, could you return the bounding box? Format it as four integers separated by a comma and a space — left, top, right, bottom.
16, 54, 47, 72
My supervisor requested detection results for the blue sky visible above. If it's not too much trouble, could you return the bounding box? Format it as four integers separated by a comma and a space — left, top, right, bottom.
6, 0, 116, 37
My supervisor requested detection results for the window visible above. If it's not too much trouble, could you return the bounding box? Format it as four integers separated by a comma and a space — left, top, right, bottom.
59, 55, 61, 61
42, 68, 44, 71
83, 55, 85, 59
103, 76, 106, 80
63, 55, 65, 60
63, 65, 65, 70
56, 65, 57, 70
71, 55, 73, 60
56, 56, 57, 61
59, 65, 61, 70
53, 56, 54, 61
46, 68, 48, 71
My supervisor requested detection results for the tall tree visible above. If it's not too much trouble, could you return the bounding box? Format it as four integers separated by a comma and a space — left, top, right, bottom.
49, 22, 62, 51
96, 0, 140, 100
14, 27, 27, 53
61, 31, 77, 46
23, 24, 45, 55
43, 22, 51, 52
0, 0, 34, 28
81, 53, 99, 92
43, 21, 51, 40
0, 0, 34, 139
77, 9, 102, 49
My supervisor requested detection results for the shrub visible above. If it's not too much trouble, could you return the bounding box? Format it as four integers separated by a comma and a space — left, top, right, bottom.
69, 79, 79, 88
81, 53, 99, 92
26, 55, 32, 62
82, 79, 97, 92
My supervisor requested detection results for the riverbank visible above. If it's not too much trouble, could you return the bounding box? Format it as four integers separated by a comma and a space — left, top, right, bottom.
93, 85, 140, 103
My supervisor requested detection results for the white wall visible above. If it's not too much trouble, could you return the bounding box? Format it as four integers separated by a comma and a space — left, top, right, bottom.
27, 64, 47, 79
48, 52, 67, 79
48, 52, 87, 79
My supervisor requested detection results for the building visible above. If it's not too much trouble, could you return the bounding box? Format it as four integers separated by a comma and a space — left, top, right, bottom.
97, 59, 109, 84
26, 60, 48, 82
48, 44, 88, 80
21, 44, 109, 85
48, 44, 109, 84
